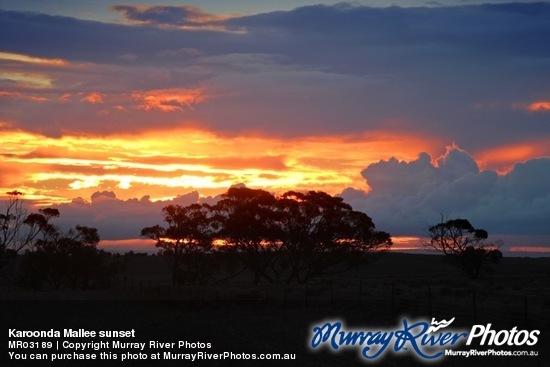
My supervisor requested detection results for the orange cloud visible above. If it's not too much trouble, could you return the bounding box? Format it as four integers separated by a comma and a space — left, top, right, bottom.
508, 246, 550, 253
111, 5, 240, 32
0, 91, 49, 102
80, 92, 105, 104
0, 127, 441, 204
390, 236, 423, 251
512, 100, 550, 113
131, 88, 206, 112
0, 52, 68, 66
58, 93, 72, 103
527, 101, 550, 112
99, 238, 156, 253
475, 140, 549, 173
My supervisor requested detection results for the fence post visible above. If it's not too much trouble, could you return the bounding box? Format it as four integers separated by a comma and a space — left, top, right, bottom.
305, 284, 309, 308
330, 277, 334, 308
283, 288, 287, 308
391, 283, 395, 314
428, 285, 432, 318
472, 290, 477, 324
523, 294, 529, 327
359, 278, 363, 307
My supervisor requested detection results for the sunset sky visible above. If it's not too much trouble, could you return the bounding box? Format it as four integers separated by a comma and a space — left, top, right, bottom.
1, 0, 549, 253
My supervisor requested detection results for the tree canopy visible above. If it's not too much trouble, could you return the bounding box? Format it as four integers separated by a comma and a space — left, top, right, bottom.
0, 191, 60, 269
425, 218, 502, 279
142, 187, 392, 284
1, 191, 119, 289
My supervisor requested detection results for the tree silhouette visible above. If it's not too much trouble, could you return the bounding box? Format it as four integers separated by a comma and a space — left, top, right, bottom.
18, 217, 117, 290
277, 191, 391, 283
0, 192, 118, 289
143, 187, 392, 284
425, 218, 502, 279
0, 191, 60, 270
141, 203, 215, 285
213, 187, 282, 283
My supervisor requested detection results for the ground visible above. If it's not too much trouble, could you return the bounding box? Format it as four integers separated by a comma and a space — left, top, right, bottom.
1, 253, 549, 366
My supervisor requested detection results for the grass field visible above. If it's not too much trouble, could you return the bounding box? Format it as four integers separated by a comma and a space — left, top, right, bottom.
2, 253, 549, 366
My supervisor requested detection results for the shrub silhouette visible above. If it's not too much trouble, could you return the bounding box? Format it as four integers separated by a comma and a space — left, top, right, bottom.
425, 218, 502, 279
0, 191, 59, 271
19, 224, 120, 290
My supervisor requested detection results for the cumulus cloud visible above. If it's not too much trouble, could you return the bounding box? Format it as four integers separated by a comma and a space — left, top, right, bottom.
80, 91, 104, 104
111, 5, 233, 30
341, 146, 550, 240
50, 190, 205, 240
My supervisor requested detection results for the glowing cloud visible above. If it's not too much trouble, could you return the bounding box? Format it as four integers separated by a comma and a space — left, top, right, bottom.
0, 52, 68, 66
111, 5, 237, 31
0, 91, 49, 102
508, 246, 550, 253
0, 72, 52, 89
513, 100, 550, 113
131, 88, 206, 112
69, 177, 101, 190
390, 236, 423, 251
0, 127, 438, 204
528, 101, 550, 112
475, 140, 550, 173
80, 92, 105, 104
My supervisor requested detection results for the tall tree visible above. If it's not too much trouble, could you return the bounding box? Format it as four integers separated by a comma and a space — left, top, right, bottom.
141, 203, 215, 285
20, 225, 104, 290
213, 187, 281, 283
278, 191, 391, 283
0, 191, 59, 269
143, 187, 392, 284
425, 218, 502, 279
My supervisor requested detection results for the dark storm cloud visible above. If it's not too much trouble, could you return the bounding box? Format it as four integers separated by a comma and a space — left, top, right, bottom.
0, 3, 549, 144
2, 3, 549, 73
0, 10, 232, 64
227, 3, 550, 58
341, 146, 550, 239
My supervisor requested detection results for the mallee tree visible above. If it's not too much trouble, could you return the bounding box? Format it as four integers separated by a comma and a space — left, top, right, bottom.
425, 218, 502, 279
142, 187, 392, 284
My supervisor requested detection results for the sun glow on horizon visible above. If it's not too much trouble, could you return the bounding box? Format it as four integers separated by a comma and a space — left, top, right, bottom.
508, 246, 550, 253
1, 124, 546, 206
0, 126, 444, 204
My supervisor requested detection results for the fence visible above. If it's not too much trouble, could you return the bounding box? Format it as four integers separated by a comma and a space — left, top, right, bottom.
118, 274, 550, 330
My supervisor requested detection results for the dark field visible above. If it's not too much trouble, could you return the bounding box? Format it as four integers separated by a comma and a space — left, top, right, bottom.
2, 253, 549, 366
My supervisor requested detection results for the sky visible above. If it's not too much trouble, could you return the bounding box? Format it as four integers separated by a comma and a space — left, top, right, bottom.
0, 0, 549, 254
